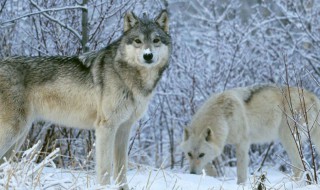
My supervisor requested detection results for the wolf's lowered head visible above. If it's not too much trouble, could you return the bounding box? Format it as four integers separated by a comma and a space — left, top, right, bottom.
180, 128, 222, 175
119, 11, 171, 67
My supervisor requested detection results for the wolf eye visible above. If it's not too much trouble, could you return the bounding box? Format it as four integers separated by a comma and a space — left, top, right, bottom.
134, 39, 142, 44
199, 153, 205, 158
153, 38, 160, 43
187, 152, 193, 158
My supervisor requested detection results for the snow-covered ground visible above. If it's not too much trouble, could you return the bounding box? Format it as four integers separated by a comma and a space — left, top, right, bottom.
1, 156, 319, 189
0, 143, 319, 190
2, 165, 320, 190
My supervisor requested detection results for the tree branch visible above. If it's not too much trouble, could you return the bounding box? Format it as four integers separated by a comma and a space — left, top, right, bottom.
81, 0, 89, 52
29, 0, 82, 42
1, 1, 85, 31
0, 0, 7, 15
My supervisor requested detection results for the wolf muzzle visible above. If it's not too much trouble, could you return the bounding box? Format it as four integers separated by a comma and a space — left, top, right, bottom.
143, 53, 153, 63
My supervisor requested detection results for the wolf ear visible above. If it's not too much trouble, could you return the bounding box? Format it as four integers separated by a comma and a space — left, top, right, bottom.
183, 128, 190, 141
204, 128, 213, 142
124, 11, 138, 32
155, 10, 169, 33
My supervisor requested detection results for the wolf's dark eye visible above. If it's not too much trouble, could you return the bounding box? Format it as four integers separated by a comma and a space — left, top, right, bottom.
199, 153, 205, 158
187, 152, 193, 158
134, 39, 142, 44
153, 38, 160, 43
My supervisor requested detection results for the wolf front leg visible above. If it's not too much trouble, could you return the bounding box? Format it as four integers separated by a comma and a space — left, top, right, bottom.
95, 116, 116, 185
204, 162, 218, 177
236, 141, 250, 184
113, 116, 136, 190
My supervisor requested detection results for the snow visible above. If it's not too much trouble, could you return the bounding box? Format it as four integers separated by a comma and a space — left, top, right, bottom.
144, 48, 152, 55
1, 145, 319, 190
85, 168, 320, 189
5, 166, 319, 190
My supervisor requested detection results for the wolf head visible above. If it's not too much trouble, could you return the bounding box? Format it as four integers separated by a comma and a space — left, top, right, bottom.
180, 128, 221, 175
120, 11, 171, 67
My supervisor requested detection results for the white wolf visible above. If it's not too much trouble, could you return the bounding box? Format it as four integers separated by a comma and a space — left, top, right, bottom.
180, 84, 320, 184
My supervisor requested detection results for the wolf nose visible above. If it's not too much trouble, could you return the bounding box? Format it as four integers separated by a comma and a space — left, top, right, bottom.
190, 171, 196, 174
143, 53, 153, 62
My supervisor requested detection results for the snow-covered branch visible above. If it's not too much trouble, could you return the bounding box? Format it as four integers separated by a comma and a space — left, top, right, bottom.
29, 0, 82, 41
0, 0, 7, 15
1, 4, 86, 27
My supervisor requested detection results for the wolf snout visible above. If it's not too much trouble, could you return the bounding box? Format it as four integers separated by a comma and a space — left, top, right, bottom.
143, 53, 153, 63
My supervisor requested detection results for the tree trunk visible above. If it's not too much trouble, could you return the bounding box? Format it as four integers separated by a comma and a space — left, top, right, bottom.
81, 0, 89, 53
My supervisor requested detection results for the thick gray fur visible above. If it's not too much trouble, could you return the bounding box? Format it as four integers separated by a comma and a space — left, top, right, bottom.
0, 10, 171, 190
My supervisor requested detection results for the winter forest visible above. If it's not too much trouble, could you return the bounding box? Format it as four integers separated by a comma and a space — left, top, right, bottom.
0, 0, 320, 189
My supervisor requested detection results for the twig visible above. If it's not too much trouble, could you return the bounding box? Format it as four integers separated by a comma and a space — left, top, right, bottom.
282, 60, 315, 184
257, 142, 274, 172
29, 0, 82, 41
0, 0, 7, 15
1, 4, 86, 26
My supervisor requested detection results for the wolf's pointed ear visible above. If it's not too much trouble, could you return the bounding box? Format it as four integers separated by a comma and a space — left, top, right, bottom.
204, 128, 213, 142
155, 10, 169, 33
124, 11, 138, 32
183, 128, 190, 141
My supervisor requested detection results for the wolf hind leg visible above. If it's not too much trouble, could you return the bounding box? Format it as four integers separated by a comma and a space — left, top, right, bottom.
279, 125, 304, 180
0, 127, 29, 165
0, 119, 27, 163
310, 113, 320, 159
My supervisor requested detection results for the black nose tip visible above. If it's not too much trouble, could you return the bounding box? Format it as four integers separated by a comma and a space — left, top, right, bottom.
143, 53, 153, 62
190, 171, 196, 174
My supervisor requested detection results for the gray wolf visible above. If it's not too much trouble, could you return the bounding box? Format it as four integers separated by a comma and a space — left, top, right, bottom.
0, 11, 171, 190
180, 84, 320, 184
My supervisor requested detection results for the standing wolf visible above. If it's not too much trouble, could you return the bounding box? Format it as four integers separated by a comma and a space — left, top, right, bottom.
0, 11, 171, 189
180, 84, 320, 184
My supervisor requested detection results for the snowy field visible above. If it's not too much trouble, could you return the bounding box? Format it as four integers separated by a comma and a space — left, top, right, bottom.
1, 164, 320, 190
0, 143, 319, 190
